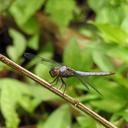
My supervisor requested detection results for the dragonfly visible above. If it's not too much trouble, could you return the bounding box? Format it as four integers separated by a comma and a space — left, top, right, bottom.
24, 53, 114, 95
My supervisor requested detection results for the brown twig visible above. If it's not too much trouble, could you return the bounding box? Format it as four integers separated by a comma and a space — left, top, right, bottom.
0, 54, 117, 128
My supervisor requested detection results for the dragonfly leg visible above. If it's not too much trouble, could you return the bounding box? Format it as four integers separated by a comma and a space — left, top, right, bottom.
50, 76, 59, 85
60, 77, 67, 94
58, 81, 63, 90
54, 77, 59, 85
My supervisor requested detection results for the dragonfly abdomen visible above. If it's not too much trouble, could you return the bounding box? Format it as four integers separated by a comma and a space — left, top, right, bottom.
75, 71, 113, 76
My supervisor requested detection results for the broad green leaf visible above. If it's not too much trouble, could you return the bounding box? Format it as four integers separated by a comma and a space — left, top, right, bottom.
94, 23, 128, 44
27, 33, 39, 50
77, 116, 96, 128
92, 50, 114, 71
21, 16, 39, 34
77, 116, 104, 128
88, 0, 125, 25
9, 0, 45, 25
121, 15, 128, 32
0, 84, 20, 128
96, 6, 123, 25
111, 109, 128, 122
46, 0, 76, 29
90, 99, 124, 113
88, 0, 106, 12
7, 29, 26, 61
91, 77, 128, 99
108, 46, 128, 63
41, 105, 71, 128
28, 85, 59, 109
63, 38, 82, 70
109, 0, 126, 5
0, 0, 13, 13
0, 79, 30, 128
89, 78, 128, 112
34, 63, 51, 80
0, 78, 51, 128
81, 48, 93, 71
42, 41, 54, 53
113, 74, 128, 89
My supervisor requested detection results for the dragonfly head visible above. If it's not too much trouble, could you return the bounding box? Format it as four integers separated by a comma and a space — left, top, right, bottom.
49, 68, 59, 77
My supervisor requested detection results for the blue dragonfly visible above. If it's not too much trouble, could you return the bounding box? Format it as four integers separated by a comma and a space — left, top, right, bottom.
24, 53, 114, 95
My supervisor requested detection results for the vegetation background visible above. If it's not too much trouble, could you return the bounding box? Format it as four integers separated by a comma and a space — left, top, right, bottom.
0, 0, 128, 128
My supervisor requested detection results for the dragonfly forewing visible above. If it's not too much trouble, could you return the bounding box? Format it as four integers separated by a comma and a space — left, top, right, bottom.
24, 53, 63, 68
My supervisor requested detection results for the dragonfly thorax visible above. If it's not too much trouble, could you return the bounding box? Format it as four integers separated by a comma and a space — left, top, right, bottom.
59, 66, 75, 77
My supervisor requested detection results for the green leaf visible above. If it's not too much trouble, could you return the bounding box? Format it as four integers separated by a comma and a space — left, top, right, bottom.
0, 85, 19, 128
111, 109, 128, 122
46, 0, 76, 29
108, 46, 128, 63
113, 74, 128, 89
40, 105, 71, 128
28, 85, 59, 109
63, 38, 82, 70
21, 16, 39, 34
96, 6, 123, 25
34, 63, 51, 80
89, 78, 128, 112
0, 79, 29, 128
27, 33, 39, 50
81, 48, 93, 71
9, 0, 45, 25
121, 15, 128, 32
77, 116, 104, 128
0, 78, 49, 128
94, 23, 128, 44
88, 0, 105, 12
88, 0, 125, 25
92, 50, 114, 71
90, 99, 124, 113
7, 29, 26, 61
0, 0, 13, 13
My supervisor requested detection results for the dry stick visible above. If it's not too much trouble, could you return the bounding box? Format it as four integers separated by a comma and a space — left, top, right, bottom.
0, 54, 117, 128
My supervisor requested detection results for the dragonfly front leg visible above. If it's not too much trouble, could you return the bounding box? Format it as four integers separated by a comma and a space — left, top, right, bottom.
50, 76, 59, 85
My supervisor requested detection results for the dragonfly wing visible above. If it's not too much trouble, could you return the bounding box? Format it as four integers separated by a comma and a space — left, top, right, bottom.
75, 74, 102, 95
75, 74, 90, 91
39, 57, 62, 67
24, 53, 63, 68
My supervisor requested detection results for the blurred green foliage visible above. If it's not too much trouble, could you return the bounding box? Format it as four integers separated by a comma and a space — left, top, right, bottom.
0, 0, 128, 128
38, 105, 71, 128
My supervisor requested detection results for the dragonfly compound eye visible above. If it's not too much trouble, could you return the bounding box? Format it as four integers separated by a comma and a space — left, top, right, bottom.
49, 68, 59, 77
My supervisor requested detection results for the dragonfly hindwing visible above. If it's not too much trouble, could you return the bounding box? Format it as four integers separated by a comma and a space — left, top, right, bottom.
75, 74, 102, 95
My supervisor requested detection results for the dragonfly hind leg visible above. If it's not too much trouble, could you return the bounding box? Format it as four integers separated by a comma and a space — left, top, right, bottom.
59, 77, 67, 94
